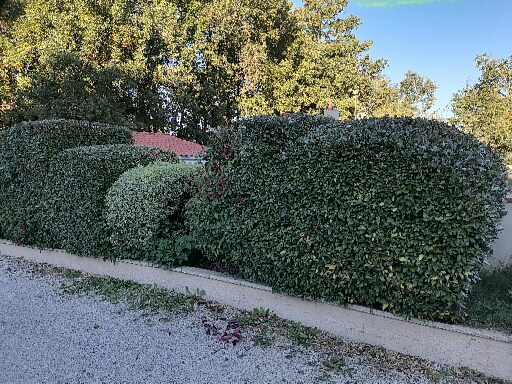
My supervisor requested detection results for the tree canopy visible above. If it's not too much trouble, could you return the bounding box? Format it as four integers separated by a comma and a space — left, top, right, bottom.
1, 0, 183, 130
0, 0, 437, 142
452, 55, 512, 157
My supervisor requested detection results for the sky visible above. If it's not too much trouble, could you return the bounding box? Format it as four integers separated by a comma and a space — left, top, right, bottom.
292, 0, 512, 116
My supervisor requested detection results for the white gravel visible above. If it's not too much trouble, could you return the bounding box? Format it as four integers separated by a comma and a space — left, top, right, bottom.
0, 255, 439, 384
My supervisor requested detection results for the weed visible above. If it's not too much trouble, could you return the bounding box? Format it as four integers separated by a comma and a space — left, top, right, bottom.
253, 332, 274, 347
286, 322, 322, 347
321, 356, 348, 373
61, 275, 198, 314
238, 307, 276, 327
238, 308, 322, 348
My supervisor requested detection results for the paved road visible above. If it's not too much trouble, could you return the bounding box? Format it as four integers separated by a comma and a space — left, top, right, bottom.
0, 255, 437, 384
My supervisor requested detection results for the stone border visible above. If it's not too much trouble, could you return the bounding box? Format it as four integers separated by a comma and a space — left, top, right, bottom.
1, 240, 511, 380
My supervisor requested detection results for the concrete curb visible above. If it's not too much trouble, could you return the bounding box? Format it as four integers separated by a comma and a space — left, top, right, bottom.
1, 240, 511, 380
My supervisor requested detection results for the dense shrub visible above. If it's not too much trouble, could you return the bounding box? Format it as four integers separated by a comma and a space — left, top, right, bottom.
0, 119, 132, 243
0, 129, 6, 147
39, 145, 176, 257
0, 129, 8, 180
105, 162, 199, 266
186, 115, 508, 321
0, 129, 9, 239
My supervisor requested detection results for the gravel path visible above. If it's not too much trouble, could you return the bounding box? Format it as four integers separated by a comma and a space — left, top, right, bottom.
0, 255, 446, 384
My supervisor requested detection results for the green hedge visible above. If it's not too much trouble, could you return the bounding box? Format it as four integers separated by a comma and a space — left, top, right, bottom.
0, 129, 8, 239
39, 145, 176, 257
0, 129, 6, 150
105, 162, 199, 266
0, 119, 132, 243
0, 129, 7, 181
186, 115, 508, 321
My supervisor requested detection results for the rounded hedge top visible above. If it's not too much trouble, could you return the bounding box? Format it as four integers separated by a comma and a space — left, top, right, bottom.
40, 144, 177, 256
1, 119, 133, 176
187, 115, 507, 321
105, 162, 199, 263
0, 119, 134, 243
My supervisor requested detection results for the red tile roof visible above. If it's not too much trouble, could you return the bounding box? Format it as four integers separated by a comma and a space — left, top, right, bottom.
133, 132, 206, 158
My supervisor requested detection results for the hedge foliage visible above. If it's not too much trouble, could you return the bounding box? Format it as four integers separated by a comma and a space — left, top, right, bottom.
39, 145, 176, 257
0, 120, 132, 243
186, 115, 508, 321
0, 129, 7, 181
0, 129, 8, 239
105, 162, 198, 266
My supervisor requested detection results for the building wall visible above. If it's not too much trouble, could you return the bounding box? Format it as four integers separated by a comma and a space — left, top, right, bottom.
490, 202, 512, 269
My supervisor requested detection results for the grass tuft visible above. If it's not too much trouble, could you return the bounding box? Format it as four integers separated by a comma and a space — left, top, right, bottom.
61, 275, 199, 314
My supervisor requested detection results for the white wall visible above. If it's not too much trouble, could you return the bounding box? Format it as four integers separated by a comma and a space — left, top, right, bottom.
490, 202, 512, 268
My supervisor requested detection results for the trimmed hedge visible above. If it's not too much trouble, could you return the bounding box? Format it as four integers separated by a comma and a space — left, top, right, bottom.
39, 145, 176, 257
0, 129, 6, 151
1, 119, 132, 174
186, 115, 508, 321
105, 162, 199, 266
0, 119, 132, 243
0, 129, 8, 180
0, 129, 8, 239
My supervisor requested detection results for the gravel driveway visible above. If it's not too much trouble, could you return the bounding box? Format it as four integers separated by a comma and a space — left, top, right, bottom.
0, 255, 488, 384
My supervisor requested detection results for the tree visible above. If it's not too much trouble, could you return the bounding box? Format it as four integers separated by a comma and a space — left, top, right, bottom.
0, 0, 296, 141
167, 0, 297, 142
237, 0, 436, 120
0, 0, 182, 130
239, 0, 387, 119
367, 72, 436, 118
0, 0, 26, 126
452, 55, 512, 156
398, 71, 436, 116
1, 0, 437, 141
0, 0, 24, 33
9, 52, 133, 125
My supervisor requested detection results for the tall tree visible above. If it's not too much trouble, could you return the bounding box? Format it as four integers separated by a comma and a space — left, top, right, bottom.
1, 0, 437, 141
167, 0, 296, 142
0, 0, 26, 125
9, 52, 132, 125
239, 0, 386, 119
452, 55, 512, 156
0, 0, 24, 33
367, 72, 436, 118
0, 0, 296, 141
237, 0, 436, 120
398, 71, 436, 117
0, 0, 183, 130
